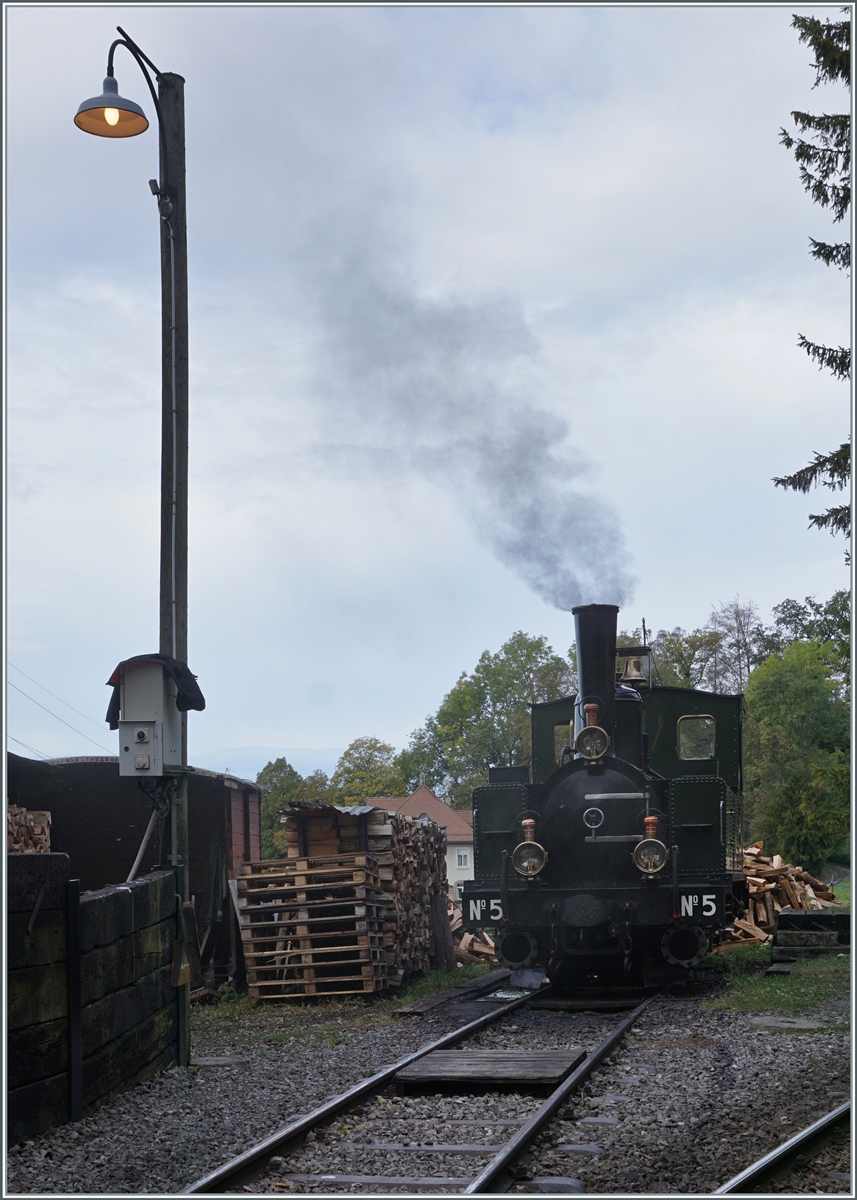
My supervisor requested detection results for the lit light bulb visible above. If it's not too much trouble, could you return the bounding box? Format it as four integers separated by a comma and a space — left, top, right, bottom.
104, 108, 120, 126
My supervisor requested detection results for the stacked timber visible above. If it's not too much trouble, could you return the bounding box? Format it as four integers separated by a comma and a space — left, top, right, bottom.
235, 853, 388, 1000
6, 805, 51, 854
277, 803, 449, 988
719, 842, 842, 948
448, 897, 498, 964
372, 810, 448, 984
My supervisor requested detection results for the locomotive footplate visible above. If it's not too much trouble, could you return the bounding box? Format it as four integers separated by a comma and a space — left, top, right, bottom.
462, 879, 732, 932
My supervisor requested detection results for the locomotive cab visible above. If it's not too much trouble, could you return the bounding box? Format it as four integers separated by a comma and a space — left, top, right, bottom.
463, 603, 745, 987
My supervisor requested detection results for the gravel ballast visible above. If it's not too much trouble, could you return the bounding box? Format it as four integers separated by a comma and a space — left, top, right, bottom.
6, 994, 851, 1195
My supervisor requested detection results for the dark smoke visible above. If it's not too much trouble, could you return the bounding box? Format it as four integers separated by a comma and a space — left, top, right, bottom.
310, 256, 636, 609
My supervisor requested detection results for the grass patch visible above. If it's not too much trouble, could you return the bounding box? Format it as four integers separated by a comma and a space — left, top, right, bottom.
832, 882, 850, 909
385, 963, 494, 1007
193, 991, 260, 1023
700, 946, 850, 1014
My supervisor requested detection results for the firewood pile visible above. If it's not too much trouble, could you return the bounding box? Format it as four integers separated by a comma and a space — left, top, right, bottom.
719, 841, 842, 948
7, 805, 51, 854
448, 897, 498, 964
244, 803, 450, 997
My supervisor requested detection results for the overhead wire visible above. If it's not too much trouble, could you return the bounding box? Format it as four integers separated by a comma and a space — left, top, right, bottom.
7, 681, 114, 754
6, 662, 109, 732
7, 734, 53, 761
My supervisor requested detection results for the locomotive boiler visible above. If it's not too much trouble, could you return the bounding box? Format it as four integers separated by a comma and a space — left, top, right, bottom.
462, 603, 747, 986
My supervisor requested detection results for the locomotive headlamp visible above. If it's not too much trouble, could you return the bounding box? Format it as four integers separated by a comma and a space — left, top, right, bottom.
512, 840, 547, 876
632, 838, 669, 874
512, 818, 547, 876
575, 725, 610, 761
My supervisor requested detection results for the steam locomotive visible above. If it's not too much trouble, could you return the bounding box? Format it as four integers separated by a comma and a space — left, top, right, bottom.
462, 604, 747, 986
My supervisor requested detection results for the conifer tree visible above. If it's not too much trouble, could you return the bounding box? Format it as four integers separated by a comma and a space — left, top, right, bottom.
775, 12, 851, 544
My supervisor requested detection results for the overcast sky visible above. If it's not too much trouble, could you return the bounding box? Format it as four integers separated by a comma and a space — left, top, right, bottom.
5, 4, 850, 780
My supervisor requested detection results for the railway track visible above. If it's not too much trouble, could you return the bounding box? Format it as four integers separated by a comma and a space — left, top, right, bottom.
715, 1102, 851, 1195
184, 989, 657, 1194
184, 986, 850, 1196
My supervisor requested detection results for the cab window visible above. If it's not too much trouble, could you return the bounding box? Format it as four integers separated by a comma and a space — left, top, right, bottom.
677, 715, 715, 760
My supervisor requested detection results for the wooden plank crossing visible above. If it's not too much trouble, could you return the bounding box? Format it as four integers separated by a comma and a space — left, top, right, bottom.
396, 1048, 586, 1096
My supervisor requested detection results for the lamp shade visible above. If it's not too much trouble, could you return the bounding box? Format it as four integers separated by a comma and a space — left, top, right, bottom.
74, 75, 148, 137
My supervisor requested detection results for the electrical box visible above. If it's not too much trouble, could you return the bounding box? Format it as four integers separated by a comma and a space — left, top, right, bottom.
117, 661, 182, 777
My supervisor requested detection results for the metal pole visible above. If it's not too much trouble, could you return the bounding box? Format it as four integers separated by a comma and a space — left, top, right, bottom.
157, 72, 189, 869
157, 70, 190, 1063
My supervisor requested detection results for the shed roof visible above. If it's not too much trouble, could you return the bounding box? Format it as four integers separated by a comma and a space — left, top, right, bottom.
369, 785, 473, 843
41, 755, 259, 791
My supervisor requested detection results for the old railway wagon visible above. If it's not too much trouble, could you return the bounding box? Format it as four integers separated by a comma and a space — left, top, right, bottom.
463, 604, 747, 986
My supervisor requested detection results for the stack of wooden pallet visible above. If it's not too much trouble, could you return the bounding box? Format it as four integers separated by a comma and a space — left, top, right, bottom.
235, 852, 388, 1000
277, 804, 449, 988
6, 805, 51, 854
719, 842, 842, 948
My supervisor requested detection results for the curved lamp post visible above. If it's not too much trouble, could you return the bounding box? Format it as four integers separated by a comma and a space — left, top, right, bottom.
76, 28, 191, 1064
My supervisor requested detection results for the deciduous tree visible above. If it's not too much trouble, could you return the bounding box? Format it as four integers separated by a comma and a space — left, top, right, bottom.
744, 639, 850, 872
256, 757, 303, 858
330, 736, 406, 804
764, 588, 850, 696
705, 597, 768, 693
400, 631, 575, 807
649, 627, 719, 689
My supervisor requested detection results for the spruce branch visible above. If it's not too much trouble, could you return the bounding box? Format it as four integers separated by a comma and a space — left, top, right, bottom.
795, 335, 851, 379
773, 442, 851, 494
808, 238, 850, 270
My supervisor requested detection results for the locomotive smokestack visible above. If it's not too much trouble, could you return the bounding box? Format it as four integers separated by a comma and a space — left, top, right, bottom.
572, 603, 619, 742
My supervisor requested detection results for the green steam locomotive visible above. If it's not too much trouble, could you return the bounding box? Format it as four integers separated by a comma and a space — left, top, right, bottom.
462, 603, 748, 987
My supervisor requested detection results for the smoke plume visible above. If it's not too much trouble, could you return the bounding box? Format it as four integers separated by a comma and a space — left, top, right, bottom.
310, 256, 636, 610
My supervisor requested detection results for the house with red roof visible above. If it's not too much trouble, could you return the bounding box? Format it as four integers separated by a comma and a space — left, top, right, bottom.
369, 782, 474, 900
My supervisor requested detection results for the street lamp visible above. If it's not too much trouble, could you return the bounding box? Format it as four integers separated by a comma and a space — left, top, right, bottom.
76, 28, 191, 1062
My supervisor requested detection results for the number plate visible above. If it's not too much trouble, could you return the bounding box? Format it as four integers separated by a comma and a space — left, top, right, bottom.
465, 895, 504, 925
678, 891, 722, 921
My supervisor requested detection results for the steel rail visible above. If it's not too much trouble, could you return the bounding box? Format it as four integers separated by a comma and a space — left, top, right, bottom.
714, 1101, 850, 1194
465, 992, 658, 1193
182, 986, 550, 1193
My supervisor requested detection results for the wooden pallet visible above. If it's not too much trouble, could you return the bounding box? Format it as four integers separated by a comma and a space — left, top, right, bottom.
249, 961, 388, 999
241, 897, 387, 916
238, 870, 381, 895
238, 863, 380, 890
237, 882, 381, 907
240, 914, 386, 939
243, 932, 386, 961
239, 852, 376, 873
248, 945, 387, 975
